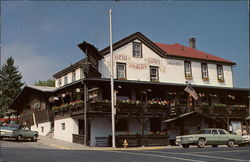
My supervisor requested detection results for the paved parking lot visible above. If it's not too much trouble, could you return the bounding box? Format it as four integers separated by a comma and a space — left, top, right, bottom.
1, 139, 250, 162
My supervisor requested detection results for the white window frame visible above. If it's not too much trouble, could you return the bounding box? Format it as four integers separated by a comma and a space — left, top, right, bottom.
150, 66, 159, 82
184, 61, 192, 78
133, 42, 142, 58
117, 63, 126, 79
61, 123, 65, 130
201, 63, 208, 78
72, 71, 76, 82
57, 78, 62, 86
80, 68, 84, 78
217, 65, 224, 81
64, 75, 68, 85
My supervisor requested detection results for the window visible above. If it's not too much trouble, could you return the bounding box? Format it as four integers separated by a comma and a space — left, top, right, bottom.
201, 63, 209, 79
150, 66, 159, 82
184, 61, 192, 78
212, 129, 218, 135
116, 119, 128, 131
117, 63, 126, 79
218, 129, 226, 135
61, 123, 65, 130
80, 68, 84, 78
133, 42, 142, 58
64, 75, 68, 85
72, 71, 76, 82
196, 129, 211, 134
57, 78, 62, 86
217, 65, 224, 81
41, 126, 44, 133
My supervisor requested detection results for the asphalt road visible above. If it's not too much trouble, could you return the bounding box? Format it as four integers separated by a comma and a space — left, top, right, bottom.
1, 139, 250, 162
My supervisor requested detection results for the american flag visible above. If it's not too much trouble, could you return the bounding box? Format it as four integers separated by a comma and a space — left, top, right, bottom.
184, 84, 199, 100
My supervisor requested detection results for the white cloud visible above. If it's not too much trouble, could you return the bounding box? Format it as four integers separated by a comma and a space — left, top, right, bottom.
2, 42, 61, 85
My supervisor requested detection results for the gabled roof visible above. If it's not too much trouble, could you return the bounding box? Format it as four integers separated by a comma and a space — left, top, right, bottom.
99, 32, 166, 58
53, 59, 86, 78
155, 43, 236, 65
26, 85, 56, 92
100, 32, 236, 65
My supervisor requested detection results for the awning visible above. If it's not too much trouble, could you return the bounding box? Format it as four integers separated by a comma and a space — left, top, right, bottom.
162, 111, 218, 123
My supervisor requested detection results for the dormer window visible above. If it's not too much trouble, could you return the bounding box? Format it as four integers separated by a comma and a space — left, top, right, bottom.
133, 42, 142, 58
57, 78, 62, 86
72, 71, 76, 82
64, 75, 68, 85
217, 65, 224, 82
184, 61, 192, 79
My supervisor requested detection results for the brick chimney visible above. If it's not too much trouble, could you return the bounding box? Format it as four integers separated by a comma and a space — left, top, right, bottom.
189, 37, 196, 49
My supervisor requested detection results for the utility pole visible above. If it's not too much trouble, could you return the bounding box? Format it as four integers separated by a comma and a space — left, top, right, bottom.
109, 8, 116, 148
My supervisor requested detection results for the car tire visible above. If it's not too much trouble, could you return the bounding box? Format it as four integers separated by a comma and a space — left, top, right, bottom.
182, 144, 190, 148
227, 140, 235, 147
16, 135, 22, 142
0, 137, 3, 140
212, 145, 218, 148
197, 138, 205, 148
32, 135, 38, 142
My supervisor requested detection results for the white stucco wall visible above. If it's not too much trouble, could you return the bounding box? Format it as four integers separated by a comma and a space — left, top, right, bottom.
31, 121, 51, 136
55, 67, 85, 88
98, 39, 234, 87
54, 118, 78, 142
90, 117, 111, 146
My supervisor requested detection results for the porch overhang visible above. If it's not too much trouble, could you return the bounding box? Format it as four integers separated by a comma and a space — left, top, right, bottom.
162, 111, 219, 123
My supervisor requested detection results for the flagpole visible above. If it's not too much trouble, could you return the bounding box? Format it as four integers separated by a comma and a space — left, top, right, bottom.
109, 8, 116, 148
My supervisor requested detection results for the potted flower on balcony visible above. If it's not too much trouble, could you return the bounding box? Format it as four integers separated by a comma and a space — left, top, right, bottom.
200, 102, 210, 113
230, 104, 247, 115
212, 103, 228, 114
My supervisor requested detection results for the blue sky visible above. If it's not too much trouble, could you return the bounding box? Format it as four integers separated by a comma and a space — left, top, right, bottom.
1, 1, 249, 88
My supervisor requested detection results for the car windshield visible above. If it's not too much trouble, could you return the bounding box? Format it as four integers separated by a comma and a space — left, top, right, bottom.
196, 129, 211, 134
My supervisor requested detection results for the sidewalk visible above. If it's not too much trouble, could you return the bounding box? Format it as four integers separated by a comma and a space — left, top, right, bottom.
38, 135, 174, 151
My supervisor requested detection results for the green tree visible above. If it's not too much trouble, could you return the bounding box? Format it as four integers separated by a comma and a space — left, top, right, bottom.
0, 57, 24, 116
34, 79, 55, 87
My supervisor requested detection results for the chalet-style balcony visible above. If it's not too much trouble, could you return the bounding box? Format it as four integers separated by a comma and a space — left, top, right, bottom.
52, 99, 247, 118
52, 99, 176, 118
196, 103, 248, 117
52, 100, 84, 118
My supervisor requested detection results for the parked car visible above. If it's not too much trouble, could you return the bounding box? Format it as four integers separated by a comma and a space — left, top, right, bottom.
176, 128, 245, 148
239, 135, 250, 146
0, 124, 20, 140
12, 127, 39, 142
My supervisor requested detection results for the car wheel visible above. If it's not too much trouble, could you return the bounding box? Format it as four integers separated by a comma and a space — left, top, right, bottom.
16, 135, 22, 142
0, 137, 3, 140
197, 138, 205, 148
182, 144, 190, 148
212, 145, 218, 148
32, 135, 38, 142
227, 140, 235, 147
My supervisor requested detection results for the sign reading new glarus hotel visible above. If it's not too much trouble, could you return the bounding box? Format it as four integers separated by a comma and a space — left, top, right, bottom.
114, 54, 166, 72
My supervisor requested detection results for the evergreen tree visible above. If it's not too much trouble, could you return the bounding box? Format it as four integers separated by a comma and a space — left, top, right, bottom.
34, 79, 55, 87
0, 57, 24, 116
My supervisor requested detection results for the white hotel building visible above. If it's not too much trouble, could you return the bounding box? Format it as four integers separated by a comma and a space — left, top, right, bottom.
11, 32, 249, 147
